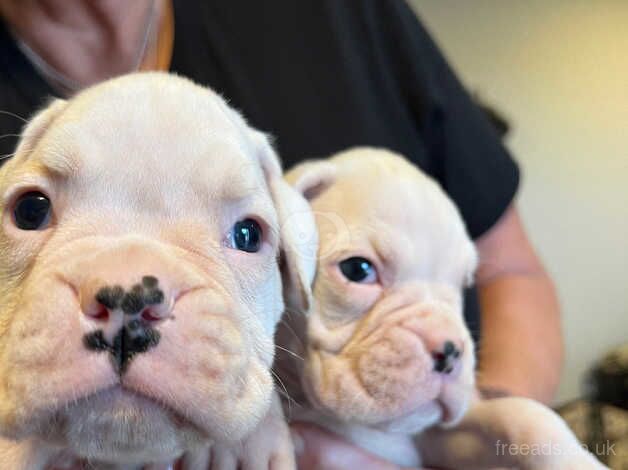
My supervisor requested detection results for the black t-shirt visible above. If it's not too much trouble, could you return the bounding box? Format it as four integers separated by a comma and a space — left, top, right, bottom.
0, 0, 520, 342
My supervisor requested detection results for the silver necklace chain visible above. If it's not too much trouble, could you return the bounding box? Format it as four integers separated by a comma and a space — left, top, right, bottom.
15, 1, 157, 96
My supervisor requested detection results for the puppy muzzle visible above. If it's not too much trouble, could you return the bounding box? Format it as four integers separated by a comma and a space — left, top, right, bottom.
302, 297, 475, 430
0, 237, 275, 454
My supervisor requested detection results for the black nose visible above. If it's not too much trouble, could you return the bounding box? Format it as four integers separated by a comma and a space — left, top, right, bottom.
83, 276, 164, 374
432, 340, 462, 374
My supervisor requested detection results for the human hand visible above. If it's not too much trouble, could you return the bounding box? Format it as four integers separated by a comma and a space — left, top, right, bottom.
290, 422, 433, 470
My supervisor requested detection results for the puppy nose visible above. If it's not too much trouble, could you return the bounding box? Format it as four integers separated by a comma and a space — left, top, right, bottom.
82, 275, 171, 373
432, 340, 462, 374
88, 275, 169, 321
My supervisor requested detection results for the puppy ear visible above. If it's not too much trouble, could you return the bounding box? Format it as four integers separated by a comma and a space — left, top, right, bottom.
247, 130, 318, 314
13, 99, 67, 159
284, 159, 336, 201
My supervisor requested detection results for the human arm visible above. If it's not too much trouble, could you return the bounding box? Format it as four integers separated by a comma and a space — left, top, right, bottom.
475, 204, 563, 403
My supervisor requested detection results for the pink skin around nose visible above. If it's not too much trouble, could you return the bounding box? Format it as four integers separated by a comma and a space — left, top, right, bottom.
80, 274, 174, 345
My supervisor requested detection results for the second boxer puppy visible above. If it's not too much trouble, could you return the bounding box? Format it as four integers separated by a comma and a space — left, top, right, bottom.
277, 147, 606, 469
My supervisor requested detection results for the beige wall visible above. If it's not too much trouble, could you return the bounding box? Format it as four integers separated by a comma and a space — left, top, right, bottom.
408, 0, 628, 403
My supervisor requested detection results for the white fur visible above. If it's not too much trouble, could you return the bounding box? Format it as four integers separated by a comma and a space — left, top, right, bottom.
0, 73, 307, 469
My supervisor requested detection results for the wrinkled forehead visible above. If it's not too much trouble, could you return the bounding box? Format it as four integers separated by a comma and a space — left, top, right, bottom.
314, 175, 454, 238
313, 174, 470, 278
12, 79, 267, 202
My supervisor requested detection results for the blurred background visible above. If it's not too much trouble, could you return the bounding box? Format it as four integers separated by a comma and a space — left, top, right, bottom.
409, 0, 627, 405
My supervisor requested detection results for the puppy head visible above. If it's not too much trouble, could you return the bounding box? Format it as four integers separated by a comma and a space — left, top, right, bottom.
285, 147, 477, 433
0, 73, 314, 463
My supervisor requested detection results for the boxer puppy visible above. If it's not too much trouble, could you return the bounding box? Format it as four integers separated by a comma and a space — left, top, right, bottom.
277, 147, 607, 469
0, 73, 312, 469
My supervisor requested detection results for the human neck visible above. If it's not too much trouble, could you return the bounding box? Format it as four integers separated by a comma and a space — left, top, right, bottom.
0, 0, 162, 94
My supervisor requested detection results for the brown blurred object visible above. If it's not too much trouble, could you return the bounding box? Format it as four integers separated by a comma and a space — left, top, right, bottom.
557, 401, 628, 469
556, 343, 628, 469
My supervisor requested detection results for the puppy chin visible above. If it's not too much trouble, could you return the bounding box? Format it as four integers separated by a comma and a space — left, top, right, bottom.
374, 401, 443, 434
62, 387, 205, 463
372, 383, 473, 434
437, 380, 474, 428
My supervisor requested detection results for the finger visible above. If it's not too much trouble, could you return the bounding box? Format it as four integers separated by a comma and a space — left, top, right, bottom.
144, 463, 175, 470
178, 448, 211, 470
48, 460, 85, 470
269, 450, 297, 470
210, 446, 238, 470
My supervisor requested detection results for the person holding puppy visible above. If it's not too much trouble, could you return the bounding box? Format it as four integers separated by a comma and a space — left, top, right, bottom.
0, 1, 562, 468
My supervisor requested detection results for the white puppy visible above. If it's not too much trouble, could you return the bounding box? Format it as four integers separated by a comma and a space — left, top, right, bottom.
0, 73, 313, 469
277, 147, 607, 469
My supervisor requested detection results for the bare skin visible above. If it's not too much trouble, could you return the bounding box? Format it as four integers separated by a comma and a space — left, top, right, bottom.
0, 0, 173, 93
475, 205, 563, 404
291, 423, 421, 470
0, 3, 563, 467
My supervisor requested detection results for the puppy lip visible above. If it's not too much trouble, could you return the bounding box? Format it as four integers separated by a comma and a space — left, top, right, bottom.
435, 392, 469, 427
46, 456, 185, 470
60, 385, 207, 437
111, 385, 206, 434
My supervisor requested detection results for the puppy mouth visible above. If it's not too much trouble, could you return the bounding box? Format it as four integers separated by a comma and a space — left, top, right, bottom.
45, 385, 207, 461
48, 460, 184, 470
47, 453, 186, 470
65, 385, 204, 433
44, 384, 208, 448
435, 381, 474, 427
301, 340, 472, 428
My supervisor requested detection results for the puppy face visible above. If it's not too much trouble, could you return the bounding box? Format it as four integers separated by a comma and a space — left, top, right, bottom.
286, 148, 477, 434
0, 73, 313, 463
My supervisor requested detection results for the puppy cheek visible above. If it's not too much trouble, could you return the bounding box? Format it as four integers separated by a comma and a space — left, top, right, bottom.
251, 267, 285, 342
301, 330, 439, 423
0, 275, 113, 436
0, 235, 41, 281
226, 251, 283, 332
300, 348, 347, 413
125, 297, 276, 442
355, 327, 440, 409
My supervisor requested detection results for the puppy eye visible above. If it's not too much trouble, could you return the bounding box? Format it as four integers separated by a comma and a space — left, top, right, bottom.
13, 191, 52, 230
230, 218, 263, 253
338, 257, 378, 284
